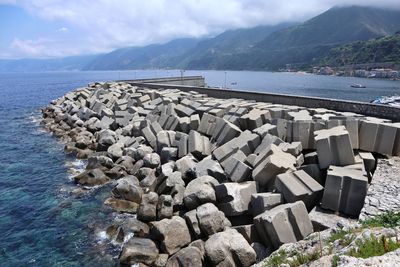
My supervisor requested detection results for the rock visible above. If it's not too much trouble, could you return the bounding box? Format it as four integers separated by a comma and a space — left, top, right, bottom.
314, 126, 355, 169
165, 246, 203, 267
119, 237, 159, 266
107, 143, 124, 160
252, 242, 270, 262
205, 228, 256, 267
104, 197, 139, 213
321, 166, 368, 217
137, 192, 159, 222
175, 155, 197, 181
275, 170, 324, 211
183, 175, 219, 210
74, 168, 110, 186
194, 157, 226, 182
254, 201, 313, 249
151, 216, 192, 255
233, 224, 260, 244
143, 153, 161, 168
86, 154, 114, 169
188, 130, 211, 160
112, 175, 142, 203
157, 195, 173, 220
157, 171, 185, 195
97, 129, 116, 150
119, 217, 150, 238
215, 181, 258, 216
196, 203, 226, 237
250, 192, 283, 216
154, 254, 169, 267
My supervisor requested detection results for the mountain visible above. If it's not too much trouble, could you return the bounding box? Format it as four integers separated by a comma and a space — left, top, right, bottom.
318, 33, 400, 68
0, 55, 99, 72
233, 6, 400, 70
176, 23, 295, 69
83, 38, 199, 70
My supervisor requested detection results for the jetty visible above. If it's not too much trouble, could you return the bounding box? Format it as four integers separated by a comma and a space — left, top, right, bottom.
41, 76, 400, 266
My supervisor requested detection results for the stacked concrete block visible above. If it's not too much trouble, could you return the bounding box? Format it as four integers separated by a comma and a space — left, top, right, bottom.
222, 155, 253, 182
327, 119, 359, 149
175, 99, 197, 117
254, 201, 313, 249
252, 123, 278, 138
358, 151, 376, 176
359, 120, 397, 156
197, 113, 218, 136
141, 121, 163, 149
393, 122, 400, 156
314, 126, 355, 169
321, 166, 368, 217
254, 134, 283, 155
278, 141, 302, 157
239, 109, 271, 130
223, 107, 249, 126
275, 170, 324, 210
252, 144, 297, 188
210, 118, 242, 146
250, 193, 283, 216
287, 110, 313, 121
188, 130, 211, 160
215, 181, 258, 217
287, 120, 326, 149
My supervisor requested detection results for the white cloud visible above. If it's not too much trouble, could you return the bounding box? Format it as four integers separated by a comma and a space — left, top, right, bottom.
3, 0, 400, 58
57, 27, 68, 32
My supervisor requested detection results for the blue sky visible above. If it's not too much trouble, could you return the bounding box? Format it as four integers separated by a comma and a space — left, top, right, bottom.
1, 0, 400, 59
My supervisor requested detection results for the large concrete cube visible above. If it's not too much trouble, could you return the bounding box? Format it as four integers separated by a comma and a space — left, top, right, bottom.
321, 166, 368, 217
314, 126, 355, 169
359, 120, 397, 156
275, 170, 324, 211
254, 201, 313, 249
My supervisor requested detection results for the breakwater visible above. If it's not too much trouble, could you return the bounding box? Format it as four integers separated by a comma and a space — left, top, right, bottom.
41, 80, 400, 266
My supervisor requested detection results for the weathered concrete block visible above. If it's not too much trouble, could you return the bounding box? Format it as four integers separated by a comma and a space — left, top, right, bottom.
359, 121, 397, 156
250, 192, 283, 216
223, 156, 253, 182
211, 118, 242, 146
254, 201, 313, 249
197, 113, 218, 136
252, 123, 278, 138
253, 133, 283, 155
239, 108, 271, 130
183, 175, 219, 210
137, 192, 159, 222
321, 166, 368, 217
215, 181, 258, 216
314, 126, 355, 169
195, 157, 226, 181
188, 130, 211, 160
278, 141, 302, 156
157, 195, 173, 220
252, 144, 297, 188
275, 170, 324, 211
327, 119, 359, 149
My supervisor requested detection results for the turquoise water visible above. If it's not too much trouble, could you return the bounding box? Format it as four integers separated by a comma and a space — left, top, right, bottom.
0, 70, 399, 266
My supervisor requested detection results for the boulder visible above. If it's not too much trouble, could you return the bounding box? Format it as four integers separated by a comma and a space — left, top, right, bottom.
151, 216, 192, 255
183, 176, 219, 210
194, 157, 226, 182
119, 237, 159, 266
112, 175, 143, 203
137, 192, 159, 222
104, 197, 138, 213
205, 229, 256, 267
143, 153, 161, 168
215, 181, 258, 216
157, 195, 173, 220
165, 246, 203, 267
97, 129, 116, 150
196, 203, 227, 237
74, 168, 110, 186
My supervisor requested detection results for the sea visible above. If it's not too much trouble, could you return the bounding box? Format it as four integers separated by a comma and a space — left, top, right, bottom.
0, 70, 399, 266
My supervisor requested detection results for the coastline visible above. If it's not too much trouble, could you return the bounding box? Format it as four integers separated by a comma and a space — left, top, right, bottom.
41, 80, 400, 266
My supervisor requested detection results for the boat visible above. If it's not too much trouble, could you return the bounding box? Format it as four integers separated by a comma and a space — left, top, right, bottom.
372, 95, 400, 107
350, 83, 366, 88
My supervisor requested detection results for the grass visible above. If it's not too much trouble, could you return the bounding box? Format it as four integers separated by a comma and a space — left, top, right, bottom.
331, 255, 339, 267
362, 212, 400, 228
328, 229, 355, 247
264, 249, 321, 267
347, 234, 400, 259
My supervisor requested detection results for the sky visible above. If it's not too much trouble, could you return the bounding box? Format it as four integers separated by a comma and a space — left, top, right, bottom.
1, 0, 400, 59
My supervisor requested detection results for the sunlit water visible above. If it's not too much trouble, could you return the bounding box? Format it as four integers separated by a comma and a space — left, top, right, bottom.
0, 70, 398, 266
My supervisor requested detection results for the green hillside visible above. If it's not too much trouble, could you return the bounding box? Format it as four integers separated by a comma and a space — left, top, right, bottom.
318, 33, 400, 67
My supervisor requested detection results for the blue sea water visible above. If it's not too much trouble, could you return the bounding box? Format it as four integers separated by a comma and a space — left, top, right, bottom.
0, 70, 399, 266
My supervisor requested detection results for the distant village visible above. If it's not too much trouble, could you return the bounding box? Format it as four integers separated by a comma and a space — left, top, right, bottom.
313, 66, 400, 79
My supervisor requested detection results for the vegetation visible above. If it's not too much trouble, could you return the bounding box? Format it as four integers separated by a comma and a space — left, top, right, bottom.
264, 249, 321, 267
347, 234, 400, 259
331, 255, 339, 267
328, 229, 356, 247
361, 211, 400, 228
318, 33, 400, 68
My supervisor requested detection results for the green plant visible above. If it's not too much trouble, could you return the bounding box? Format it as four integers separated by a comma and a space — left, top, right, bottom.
289, 250, 321, 267
362, 212, 400, 228
265, 250, 287, 267
331, 255, 339, 267
328, 229, 355, 246
347, 234, 400, 259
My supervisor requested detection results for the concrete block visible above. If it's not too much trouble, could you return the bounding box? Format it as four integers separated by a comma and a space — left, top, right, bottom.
252, 123, 278, 138
189, 114, 200, 130
321, 166, 368, 217
178, 134, 189, 158
252, 144, 297, 188
223, 156, 253, 182
314, 126, 355, 169
250, 193, 283, 216
327, 119, 359, 149
188, 130, 211, 160
304, 151, 319, 165
254, 201, 313, 249
359, 121, 397, 155
195, 157, 226, 182
299, 164, 324, 185
197, 113, 217, 136
278, 141, 303, 156
160, 147, 178, 163
239, 109, 271, 130
275, 170, 324, 211
211, 118, 242, 146
358, 151, 376, 175
215, 181, 258, 216
254, 134, 283, 155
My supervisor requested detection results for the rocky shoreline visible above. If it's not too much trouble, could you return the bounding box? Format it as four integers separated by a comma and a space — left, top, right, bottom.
41, 81, 400, 266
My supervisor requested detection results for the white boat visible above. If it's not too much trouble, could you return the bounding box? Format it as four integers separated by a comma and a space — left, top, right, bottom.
350, 83, 366, 88
372, 95, 400, 107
